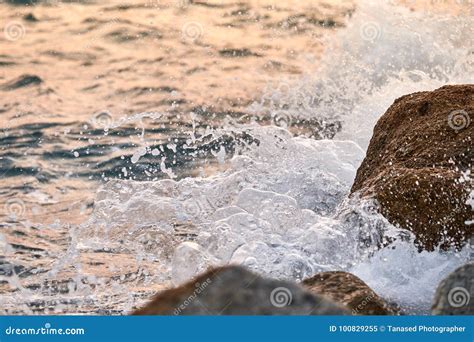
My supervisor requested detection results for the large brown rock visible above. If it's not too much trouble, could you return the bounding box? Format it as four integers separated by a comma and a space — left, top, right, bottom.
351, 85, 473, 251
302, 271, 400, 315
133, 265, 349, 315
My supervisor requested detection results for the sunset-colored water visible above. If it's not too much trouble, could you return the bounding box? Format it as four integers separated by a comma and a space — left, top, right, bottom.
0, 0, 472, 315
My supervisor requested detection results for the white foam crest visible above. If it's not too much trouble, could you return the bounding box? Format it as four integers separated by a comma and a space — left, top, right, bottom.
82, 126, 387, 279
350, 241, 470, 314
249, 0, 472, 141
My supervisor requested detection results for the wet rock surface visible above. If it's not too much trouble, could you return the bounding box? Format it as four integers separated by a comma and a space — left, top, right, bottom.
134, 265, 349, 315
432, 263, 473, 315
302, 271, 400, 315
351, 85, 473, 251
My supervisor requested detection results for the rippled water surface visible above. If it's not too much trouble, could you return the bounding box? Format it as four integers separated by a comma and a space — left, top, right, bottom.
0, 0, 472, 314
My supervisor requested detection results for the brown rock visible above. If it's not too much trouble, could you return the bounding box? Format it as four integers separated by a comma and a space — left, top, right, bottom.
351, 85, 473, 251
133, 265, 349, 315
302, 271, 400, 315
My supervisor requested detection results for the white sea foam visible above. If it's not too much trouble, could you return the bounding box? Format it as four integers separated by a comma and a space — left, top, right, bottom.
77, 0, 473, 314
3, 0, 472, 314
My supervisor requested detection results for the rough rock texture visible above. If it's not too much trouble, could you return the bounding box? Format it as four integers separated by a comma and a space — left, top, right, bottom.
133, 265, 349, 315
432, 263, 473, 315
351, 85, 473, 251
302, 271, 400, 315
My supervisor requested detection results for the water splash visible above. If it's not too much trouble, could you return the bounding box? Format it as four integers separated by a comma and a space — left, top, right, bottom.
1, 0, 472, 314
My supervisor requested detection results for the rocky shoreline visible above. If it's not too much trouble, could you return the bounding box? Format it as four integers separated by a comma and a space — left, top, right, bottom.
134, 262, 473, 315
134, 85, 473, 315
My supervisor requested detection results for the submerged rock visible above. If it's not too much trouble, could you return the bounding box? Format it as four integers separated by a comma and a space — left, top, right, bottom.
351, 85, 473, 251
432, 263, 473, 315
302, 271, 400, 315
133, 265, 349, 315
